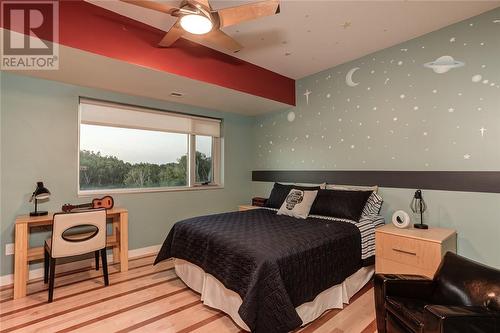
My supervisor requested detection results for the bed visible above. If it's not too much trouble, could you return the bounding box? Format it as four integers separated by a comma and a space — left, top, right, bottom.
154, 207, 384, 333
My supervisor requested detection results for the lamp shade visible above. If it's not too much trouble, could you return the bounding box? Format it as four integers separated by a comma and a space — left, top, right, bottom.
32, 182, 50, 200
410, 189, 428, 229
410, 189, 427, 214
29, 182, 50, 216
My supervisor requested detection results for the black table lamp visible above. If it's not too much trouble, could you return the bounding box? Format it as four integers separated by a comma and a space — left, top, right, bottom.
29, 182, 51, 216
410, 189, 428, 229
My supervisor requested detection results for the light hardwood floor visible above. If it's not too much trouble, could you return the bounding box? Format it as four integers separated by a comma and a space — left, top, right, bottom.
0, 254, 377, 333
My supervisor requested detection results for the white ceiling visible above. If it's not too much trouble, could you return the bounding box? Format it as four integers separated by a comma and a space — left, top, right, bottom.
88, 0, 500, 79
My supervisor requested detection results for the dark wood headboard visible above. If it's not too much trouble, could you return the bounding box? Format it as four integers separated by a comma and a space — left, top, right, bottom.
252, 170, 500, 193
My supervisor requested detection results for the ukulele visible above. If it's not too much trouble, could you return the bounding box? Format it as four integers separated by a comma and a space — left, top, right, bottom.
62, 196, 114, 212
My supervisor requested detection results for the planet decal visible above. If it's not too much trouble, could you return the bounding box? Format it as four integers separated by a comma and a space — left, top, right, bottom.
345, 67, 360, 87
287, 111, 296, 122
423, 56, 465, 74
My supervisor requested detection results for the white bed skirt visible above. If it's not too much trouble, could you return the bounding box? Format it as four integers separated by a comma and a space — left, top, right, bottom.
174, 259, 374, 331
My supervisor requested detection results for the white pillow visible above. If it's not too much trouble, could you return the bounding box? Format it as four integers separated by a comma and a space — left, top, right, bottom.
325, 184, 378, 193
277, 189, 318, 219
295, 182, 326, 189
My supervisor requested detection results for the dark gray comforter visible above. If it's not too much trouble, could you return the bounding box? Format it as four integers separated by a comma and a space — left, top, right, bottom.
154, 209, 362, 333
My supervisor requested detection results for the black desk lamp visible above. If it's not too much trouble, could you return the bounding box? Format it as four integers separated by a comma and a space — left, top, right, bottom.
410, 189, 428, 229
29, 182, 51, 216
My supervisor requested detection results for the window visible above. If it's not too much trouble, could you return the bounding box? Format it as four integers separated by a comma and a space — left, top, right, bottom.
195, 135, 212, 184
78, 99, 221, 194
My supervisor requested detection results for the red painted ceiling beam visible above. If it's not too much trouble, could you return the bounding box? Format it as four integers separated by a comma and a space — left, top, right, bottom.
1, 0, 295, 106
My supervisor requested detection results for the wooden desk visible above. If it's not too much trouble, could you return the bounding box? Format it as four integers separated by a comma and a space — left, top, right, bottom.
13, 207, 128, 299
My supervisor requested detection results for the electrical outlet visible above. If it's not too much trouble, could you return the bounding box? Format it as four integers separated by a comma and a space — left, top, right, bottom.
5, 243, 14, 256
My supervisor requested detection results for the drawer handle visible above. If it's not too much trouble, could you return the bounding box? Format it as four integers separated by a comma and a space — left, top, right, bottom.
392, 248, 417, 256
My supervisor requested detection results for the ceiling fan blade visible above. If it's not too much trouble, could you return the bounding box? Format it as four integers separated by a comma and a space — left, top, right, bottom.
120, 0, 179, 15
189, 29, 242, 53
158, 23, 184, 47
217, 0, 280, 28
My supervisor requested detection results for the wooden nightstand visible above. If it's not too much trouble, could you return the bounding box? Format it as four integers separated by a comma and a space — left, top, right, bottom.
375, 224, 457, 278
238, 205, 261, 211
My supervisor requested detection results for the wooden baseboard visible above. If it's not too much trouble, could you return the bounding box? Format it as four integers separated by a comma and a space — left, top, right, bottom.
0, 244, 161, 287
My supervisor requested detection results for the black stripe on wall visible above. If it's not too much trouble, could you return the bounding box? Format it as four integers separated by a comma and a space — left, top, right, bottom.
252, 170, 500, 193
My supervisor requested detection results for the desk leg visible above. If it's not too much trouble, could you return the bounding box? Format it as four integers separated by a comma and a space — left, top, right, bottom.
13, 224, 28, 299
112, 217, 120, 264
119, 212, 128, 272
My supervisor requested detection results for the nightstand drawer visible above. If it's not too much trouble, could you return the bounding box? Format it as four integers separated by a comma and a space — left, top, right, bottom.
377, 258, 435, 278
377, 233, 439, 269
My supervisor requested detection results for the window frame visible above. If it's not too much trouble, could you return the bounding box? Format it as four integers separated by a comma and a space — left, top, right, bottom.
77, 98, 223, 196
192, 135, 219, 186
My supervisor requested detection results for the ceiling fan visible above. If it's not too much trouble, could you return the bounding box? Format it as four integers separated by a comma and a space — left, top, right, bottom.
121, 0, 280, 53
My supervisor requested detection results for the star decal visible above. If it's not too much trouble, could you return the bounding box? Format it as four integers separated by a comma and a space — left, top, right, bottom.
341, 21, 351, 29
304, 89, 312, 105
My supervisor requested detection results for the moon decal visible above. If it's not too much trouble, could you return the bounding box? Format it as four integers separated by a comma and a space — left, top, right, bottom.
346, 67, 360, 87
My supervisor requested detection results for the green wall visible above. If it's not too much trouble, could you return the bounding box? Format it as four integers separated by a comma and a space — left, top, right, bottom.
0, 72, 254, 276
253, 8, 500, 268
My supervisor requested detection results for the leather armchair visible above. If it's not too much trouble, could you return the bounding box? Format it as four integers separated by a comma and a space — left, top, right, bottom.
375, 252, 500, 333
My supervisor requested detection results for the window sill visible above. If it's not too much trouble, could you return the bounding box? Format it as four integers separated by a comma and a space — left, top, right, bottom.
78, 184, 224, 197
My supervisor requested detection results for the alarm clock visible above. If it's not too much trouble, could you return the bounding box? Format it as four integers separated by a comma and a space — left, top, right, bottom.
392, 210, 411, 228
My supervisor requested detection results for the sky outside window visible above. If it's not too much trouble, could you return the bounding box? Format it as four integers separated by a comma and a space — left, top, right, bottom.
80, 124, 188, 164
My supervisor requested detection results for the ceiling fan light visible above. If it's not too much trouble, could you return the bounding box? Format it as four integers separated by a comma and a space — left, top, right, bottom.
180, 14, 213, 35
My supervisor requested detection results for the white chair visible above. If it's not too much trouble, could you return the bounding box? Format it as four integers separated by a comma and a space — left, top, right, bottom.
44, 209, 109, 302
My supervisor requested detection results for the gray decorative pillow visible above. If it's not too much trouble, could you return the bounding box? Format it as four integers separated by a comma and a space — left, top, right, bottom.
361, 192, 384, 216
277, 189, 318, 219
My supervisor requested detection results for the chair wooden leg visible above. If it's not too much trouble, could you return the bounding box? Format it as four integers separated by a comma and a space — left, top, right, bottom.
100, 249, 109, 286
44, 248, 49, 284
48, 257, 56, 303
95, 251, 100, 271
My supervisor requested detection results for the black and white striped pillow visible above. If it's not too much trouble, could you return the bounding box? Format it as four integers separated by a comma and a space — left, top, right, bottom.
361, 192, 383, 216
